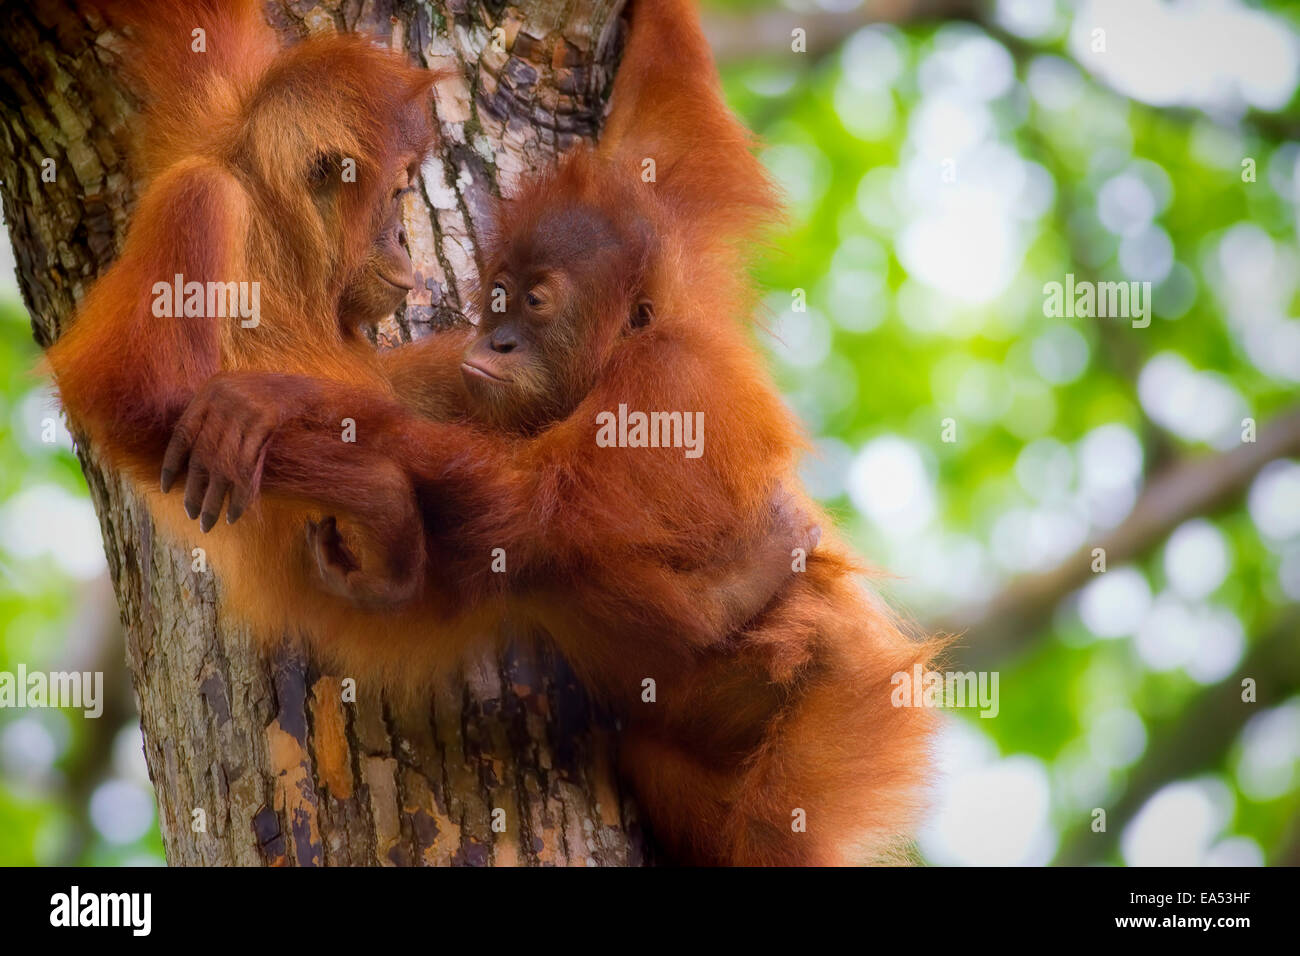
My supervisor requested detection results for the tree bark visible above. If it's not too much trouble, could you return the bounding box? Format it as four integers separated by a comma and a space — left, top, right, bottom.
0, 0, 653, 866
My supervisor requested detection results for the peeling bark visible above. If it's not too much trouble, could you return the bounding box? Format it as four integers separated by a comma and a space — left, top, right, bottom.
0, 0, 652, 866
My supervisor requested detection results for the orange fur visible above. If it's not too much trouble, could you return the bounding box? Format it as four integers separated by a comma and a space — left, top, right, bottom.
43, 1, 494, 683
157, 0, 944, 864
46, 0, 940, 864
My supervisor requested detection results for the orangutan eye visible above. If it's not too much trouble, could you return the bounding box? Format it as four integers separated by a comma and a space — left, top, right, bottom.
308, 152, 335, 189
525, 290, 543, 308
391, 168, 412, 201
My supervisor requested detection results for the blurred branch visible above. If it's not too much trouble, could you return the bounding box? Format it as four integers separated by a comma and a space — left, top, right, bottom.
702, 0, 980, 61
943, 404, 1300, 670
1054, 609, 1300, 865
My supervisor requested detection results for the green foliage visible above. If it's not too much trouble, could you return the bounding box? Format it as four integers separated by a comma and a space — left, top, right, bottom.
2, 1, 1297, 866
718, 2, 1300, 865
0, 297, 164, 865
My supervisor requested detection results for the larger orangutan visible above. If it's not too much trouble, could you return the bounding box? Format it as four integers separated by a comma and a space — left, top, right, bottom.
161, 0, 944, 865
44, 0, 446, 641
47, 1, 800, 676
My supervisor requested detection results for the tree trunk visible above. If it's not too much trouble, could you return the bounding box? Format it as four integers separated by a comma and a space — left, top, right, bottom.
0, 0, 653, 866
